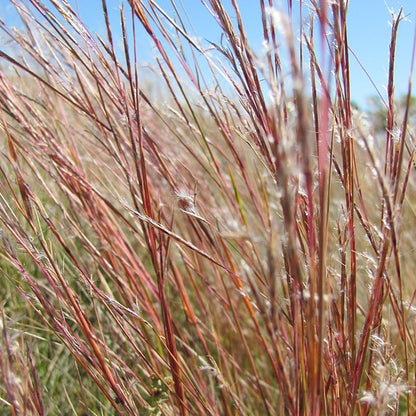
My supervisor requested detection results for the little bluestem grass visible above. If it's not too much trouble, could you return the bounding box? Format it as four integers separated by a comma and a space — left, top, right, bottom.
0, 0, 416, 414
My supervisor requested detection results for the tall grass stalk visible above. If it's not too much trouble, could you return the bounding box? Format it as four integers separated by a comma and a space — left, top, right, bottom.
0, 0, 415, 414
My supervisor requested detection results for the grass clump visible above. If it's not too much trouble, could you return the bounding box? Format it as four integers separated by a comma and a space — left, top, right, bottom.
0, 0, 416, 414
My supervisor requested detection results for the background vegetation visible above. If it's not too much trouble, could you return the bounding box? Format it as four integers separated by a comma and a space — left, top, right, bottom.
0, 0, 416, 415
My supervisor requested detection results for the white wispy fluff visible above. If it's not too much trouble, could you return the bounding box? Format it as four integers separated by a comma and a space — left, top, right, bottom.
265, 7, 291, 39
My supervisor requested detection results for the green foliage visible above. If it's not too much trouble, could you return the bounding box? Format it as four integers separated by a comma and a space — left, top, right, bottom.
367, 93, 416, 132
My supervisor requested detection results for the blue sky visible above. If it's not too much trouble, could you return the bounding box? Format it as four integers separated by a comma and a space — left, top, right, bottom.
347, 0, 415, 107
1, 0, 415, 108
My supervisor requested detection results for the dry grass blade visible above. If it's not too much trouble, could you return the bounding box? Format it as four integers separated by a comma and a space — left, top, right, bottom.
0, 0, 415, 415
